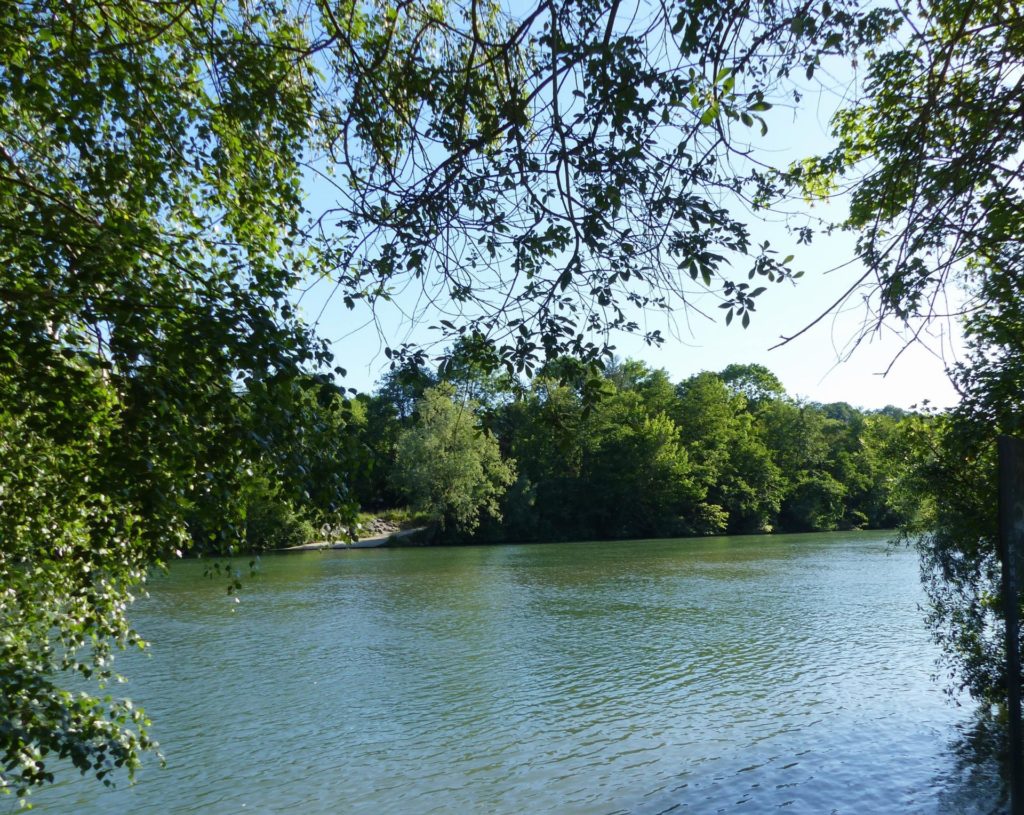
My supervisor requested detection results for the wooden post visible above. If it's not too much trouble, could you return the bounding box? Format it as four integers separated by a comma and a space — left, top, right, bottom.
999, 435, 1024, 815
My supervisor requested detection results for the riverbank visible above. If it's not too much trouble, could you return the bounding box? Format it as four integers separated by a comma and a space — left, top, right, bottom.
283, 526, 429, 551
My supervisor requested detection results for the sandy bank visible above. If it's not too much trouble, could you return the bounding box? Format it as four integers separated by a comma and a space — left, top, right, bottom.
283, 527, 428, 551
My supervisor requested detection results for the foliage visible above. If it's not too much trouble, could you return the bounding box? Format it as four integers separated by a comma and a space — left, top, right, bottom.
393, 385, 516, 533
897, 410, 1003, 704
0, 0, 356, 799
719, 363, 786, 405
367, 356, 916, 543
0, 365, 156, 797
674, 372, 784, 533
894, 271, 1024, 704
561, 386, 707, 538
792, 0, 1022, 332
781, 474, 847, 532
786, 0, 1024, 705
374, 364, 438, 422
240, 477, 319, 551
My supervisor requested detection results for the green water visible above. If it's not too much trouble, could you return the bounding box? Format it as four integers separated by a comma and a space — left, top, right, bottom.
33, 532, 1003, 813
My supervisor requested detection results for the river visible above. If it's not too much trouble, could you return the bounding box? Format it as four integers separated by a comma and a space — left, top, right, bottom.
34, 531, 1004, 814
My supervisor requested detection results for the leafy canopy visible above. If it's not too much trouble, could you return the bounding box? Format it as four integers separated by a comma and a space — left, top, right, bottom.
790, 0, 1023, 336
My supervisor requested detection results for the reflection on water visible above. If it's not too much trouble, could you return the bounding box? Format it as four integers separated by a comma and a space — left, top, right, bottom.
934, 713, 1007, 814
32, 532, 1006, 814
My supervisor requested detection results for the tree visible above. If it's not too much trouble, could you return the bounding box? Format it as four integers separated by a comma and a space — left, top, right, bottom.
787, 0, 1024, 703
896, 275, 1024, 705
675, 372, 784, 533
235, 377, 367, 549
781, 0, 1024, 710
790, 0, 1021, 339
393, 385, 516, 533
897, 409, 1002, 704
374, 363, 438, 422
437, 335, 519, 411
494, 372, 591, 540
605, 359, 679, 418
494, 360, 738, 541
574, 387, 707, 538
0, 1, 354, 799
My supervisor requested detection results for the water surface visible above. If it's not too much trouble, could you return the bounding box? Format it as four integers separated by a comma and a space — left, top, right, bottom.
35, 532, 1004, 813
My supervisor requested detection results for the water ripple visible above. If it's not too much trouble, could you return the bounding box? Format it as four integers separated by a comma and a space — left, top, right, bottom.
35, 532, 1004, 814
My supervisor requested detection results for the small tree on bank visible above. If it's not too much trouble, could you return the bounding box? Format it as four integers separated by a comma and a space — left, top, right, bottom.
394, 386, 516, 534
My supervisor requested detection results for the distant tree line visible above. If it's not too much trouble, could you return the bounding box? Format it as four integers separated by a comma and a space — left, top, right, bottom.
342, 353, 921, 544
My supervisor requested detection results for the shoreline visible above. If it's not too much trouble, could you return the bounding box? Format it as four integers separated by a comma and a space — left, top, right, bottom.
282, 526, 429, 551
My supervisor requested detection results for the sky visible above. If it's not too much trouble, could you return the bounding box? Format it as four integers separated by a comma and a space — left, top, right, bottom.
292, 16, 966, 412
